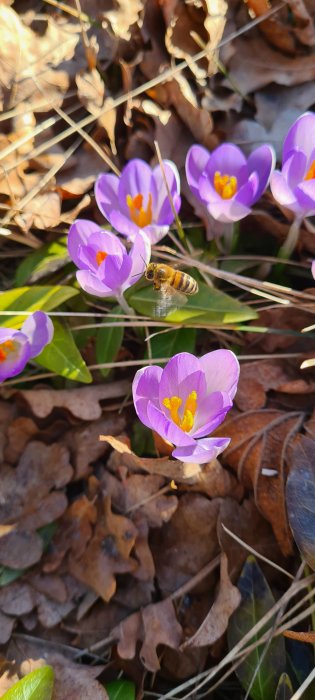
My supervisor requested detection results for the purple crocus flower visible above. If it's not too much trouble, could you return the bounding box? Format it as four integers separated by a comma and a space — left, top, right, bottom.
270, 112, 315, 220
312, 261, 315, 279
186, 143, 275, 223
132, 350, 240, 464
0, 311, 54, 382
95, 159, 181, 244
68, 219, 151, 306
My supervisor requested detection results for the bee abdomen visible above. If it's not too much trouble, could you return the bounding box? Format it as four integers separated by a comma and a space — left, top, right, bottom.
174, 272, 198, 295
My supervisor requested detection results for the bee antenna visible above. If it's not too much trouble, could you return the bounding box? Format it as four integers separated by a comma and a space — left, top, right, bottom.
130, 252, 149, 279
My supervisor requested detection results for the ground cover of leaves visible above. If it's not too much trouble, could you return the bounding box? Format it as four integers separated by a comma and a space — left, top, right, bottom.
0, 0, 315, 699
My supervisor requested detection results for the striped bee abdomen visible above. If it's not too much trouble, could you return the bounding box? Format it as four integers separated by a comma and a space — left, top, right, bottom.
173, 271, 199, 295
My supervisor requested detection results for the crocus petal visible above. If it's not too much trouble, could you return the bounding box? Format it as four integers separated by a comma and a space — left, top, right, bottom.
127, 232, 151, 287
76, 270, 113, 297
152, 160, 181, 226
139, 224, 170, 245
118, 159, 153, 214
270, 170, 298, 209
186, 145, 210, 199
109, 210, 141, 239
294, 180, 315, 215
246, 144, 275, 201
191, 391, 233, 438
95, 172, 120, 222
172, 436, 231, 464
208, 196, 252, 223
199, 349, 240, 399
234, 173, 259, 208
133, 365, 163, 427
204, 143, 247, 182
312, 260, 315, 280
147, 402, 196, 447
282, 151, 307, 190
88, 230, 126, 258
68, 219, 101, 268
21, 311, 54, 358
159, 353, 202, 404
0, 331, 31, 382
283, 112, 315, 163
102, 254, 132, 292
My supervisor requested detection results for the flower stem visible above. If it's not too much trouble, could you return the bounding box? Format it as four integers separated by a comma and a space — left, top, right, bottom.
116, 294, 135, 316
278, 217, 302, 259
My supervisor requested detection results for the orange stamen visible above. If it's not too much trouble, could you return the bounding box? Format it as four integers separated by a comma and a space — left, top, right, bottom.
305, 161, 315, 181
214, 171, 237, 199
126, 192, 153, 227
0, 339, 15, 363
96, 250, 107, 266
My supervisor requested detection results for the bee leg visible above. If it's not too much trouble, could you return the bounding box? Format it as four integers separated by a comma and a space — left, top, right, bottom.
154, 281, 161, 290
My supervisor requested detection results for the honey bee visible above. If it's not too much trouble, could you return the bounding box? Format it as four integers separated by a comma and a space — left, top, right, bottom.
145, 263, 199, 316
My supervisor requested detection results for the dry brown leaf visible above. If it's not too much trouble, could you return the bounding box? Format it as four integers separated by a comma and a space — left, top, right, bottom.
43, 495, 97, 573
35, 592, 75, 629
216, 410, 301, 555
119, 473, 178, 527
76, 68, 105, 114
113, 598, 183, 671
0, 610, 15, 644
4, 416, 38, 464
14, 191, 62, 233
161, 0, 227, 79
225, 36, 315, 94
218, 498, 288, 581
63, 415, 126, 479
69, 497, 138, 602
18, 380, 130, 419
4, 644, 108, 700
0, 6, 79, 109
0, 526, 43, 569
132, 516, 155, 582
182, 554, 241, 648
52, 662, 109, 700
0, 582, 34, 616
151, 494, 220, 595
27, 574, 67, 603
0, 442, 72, 530
235, 360, 292, 411
104, 434, 238, 494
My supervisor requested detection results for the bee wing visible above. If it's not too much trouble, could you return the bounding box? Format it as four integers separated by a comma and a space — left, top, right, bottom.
155, 283, 188, 317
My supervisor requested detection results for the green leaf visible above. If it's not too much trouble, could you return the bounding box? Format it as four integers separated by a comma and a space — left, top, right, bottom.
0, 566, 25, 587
275, 673, 293, 700
95, 306, 124, 377
15, 238, 69, 285
0, 286, 78, 328
1, 666, 54, 700
36, 319, 92, 383
131, 422, 156, 457
105, 680, 135, 700
228, 556, 286, 700
148, 327, 196, 360
128, 282, 257, 325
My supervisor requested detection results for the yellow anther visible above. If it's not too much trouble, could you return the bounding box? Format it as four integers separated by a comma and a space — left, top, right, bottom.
163, 390, 198, 432
163, 396, 182, 426
95, 250, 107, 266
126, 192, 153, 227
214, 171, 237, 199
305, 160, 315, 181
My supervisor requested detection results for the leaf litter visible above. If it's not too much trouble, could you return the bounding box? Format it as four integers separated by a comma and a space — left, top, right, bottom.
0, 0, 315, 698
